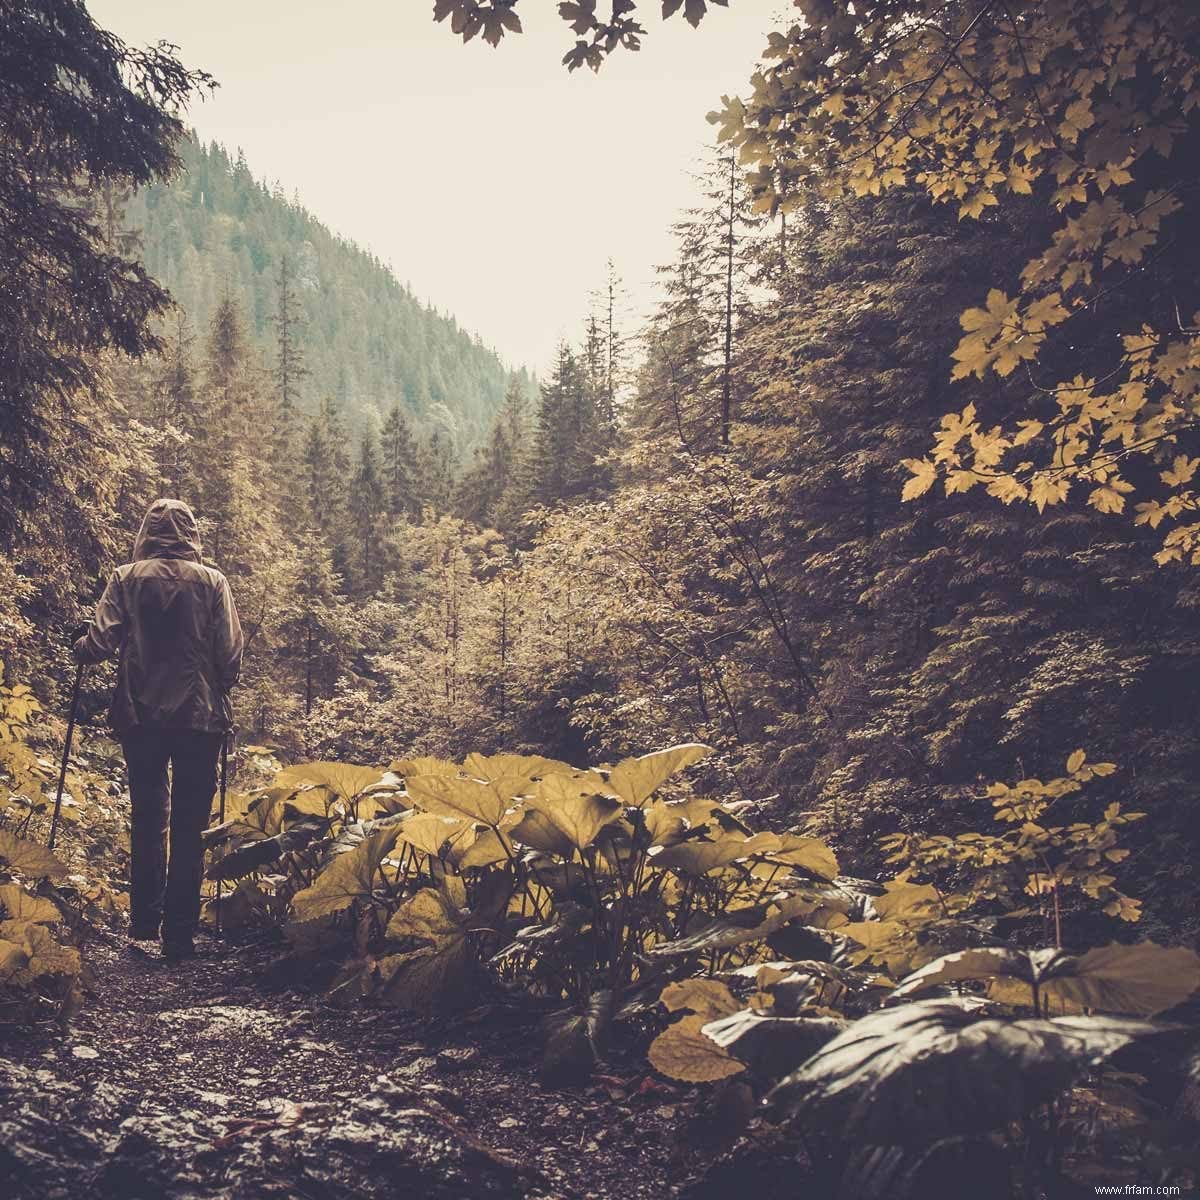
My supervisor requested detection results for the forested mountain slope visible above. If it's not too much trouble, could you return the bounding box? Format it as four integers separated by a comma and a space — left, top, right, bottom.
125, 134, 517, 449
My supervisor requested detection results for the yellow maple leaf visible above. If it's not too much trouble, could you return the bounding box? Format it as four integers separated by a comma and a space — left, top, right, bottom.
1024, 293, 1069, 333
1088, 478, 1135, 514
1060, 98, 1095, 142
986, 475, 1028, 504
901, 458, 938, 502
945, 470, 983, 495
1161, 455, 1200, 487
961, 290, 1018, 339
1029, 475, 1070, 512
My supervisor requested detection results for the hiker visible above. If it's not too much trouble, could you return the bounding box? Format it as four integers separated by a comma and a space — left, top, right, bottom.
73, 499, 243, 961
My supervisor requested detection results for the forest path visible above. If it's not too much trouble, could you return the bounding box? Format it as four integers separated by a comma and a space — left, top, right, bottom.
0, 935, 701, 1199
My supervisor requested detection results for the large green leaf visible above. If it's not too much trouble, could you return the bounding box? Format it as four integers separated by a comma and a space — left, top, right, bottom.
1051, 942, 1200, 1015
461, 752, 572, 801
652, 831, 780, 875
385, 878, 467, 943
379, 941, 470, 1013
0, 882, 61, 924
649, 1015, 745, 1083
394, 811, 473, 858
766, 999, 1170, 1143
0, 937, 30, 982
1, 919, 80, 985
895, 942, 1200, 1017
509, 808, 575, 856
290, 825, 401, 923
380, 876, 471, 1012
206, 816, 326, 882
649, 904, 782, 958
528, 774, 623, 851
391, 754, 459, 778
765, 834, 840, 882
406, 773, 509, 826
453, 827, 513, 869
660, 978, 741, 1019
606, 743, 712, 807
872, 875, 943, 921
541, 989, 613, 1085
275, 761, 386, 802
0, 830, 67, 880
702, 1010, 845, 1079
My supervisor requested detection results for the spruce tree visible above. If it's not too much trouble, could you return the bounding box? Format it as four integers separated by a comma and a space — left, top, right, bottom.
380, 402, 418, 518
348, 430, 386, 593
271, 255, 308, 481
151, 311, 200, 496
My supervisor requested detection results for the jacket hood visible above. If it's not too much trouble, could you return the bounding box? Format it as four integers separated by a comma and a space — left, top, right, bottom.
132, 499, 203, 563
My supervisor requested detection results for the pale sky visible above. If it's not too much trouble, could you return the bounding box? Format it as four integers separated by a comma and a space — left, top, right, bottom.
87, 0, 788, 373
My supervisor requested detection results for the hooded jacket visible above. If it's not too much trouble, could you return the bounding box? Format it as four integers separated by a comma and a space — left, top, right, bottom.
74, 499, 244, 735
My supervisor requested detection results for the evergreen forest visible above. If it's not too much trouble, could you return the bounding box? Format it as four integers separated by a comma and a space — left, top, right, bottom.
2, 2, 1200, 1197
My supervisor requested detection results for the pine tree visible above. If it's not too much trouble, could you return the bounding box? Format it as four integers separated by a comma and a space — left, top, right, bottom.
646, 152, 760, 450
528, 343, 607, 509
198, 295, 252, 559
281, 525, 343, 716
380, 402, 419, 518
271, 255, 308, 479
348, 430, 386, 593
150, 311, 200, 495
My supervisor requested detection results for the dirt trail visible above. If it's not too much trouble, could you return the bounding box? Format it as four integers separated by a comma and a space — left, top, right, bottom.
0, 935, 715, 1199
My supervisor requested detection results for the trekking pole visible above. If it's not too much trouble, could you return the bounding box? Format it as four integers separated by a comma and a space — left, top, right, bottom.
215, 729, 230, 938
48, 662, 86, 850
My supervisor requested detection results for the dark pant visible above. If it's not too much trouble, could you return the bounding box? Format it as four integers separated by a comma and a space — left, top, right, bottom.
122, 729, 222, 948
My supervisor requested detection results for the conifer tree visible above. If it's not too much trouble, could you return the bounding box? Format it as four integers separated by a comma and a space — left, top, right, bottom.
150, 311, 200, 495
271, 255, 308, 481
349, 430, 386, 593
198, 295, 255, 559
529, 343, 594, 508
380, 402, 419, 518
278, 525, 344, 716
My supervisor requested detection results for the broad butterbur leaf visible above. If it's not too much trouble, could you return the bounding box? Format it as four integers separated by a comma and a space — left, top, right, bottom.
391, 754, 459, 778
395, 811, 473, 858
275, 761, 386, 802
461, 752, 572, 801
290, 825, 401, 923
898, 942, 1200, 1017
380, 877, 471, 1012
702, 1010, 845, 1079
509, 808, 575, 856
453, 826, 512, 868
528, 774, 623, 851
0, 937, 30, 981
660, 978, 741, 1019
206, 816, 325, 882
541, 989, 613, 1085
0, 882, 61, 924
606, 743, 711, 807
379, 941, 470, 1013
0, 830, 67, 880
407, 773, 509, 826
649, 1014, 745, 1083
386, 879, 467, 943
766, 999, 1171, 1143
652, 831, 779, 875
1, 920, 80, 985
766, 835, 840, 882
